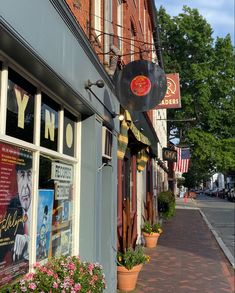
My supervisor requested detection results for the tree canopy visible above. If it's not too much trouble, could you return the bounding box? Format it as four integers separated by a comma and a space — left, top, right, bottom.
158, 6, 235, 187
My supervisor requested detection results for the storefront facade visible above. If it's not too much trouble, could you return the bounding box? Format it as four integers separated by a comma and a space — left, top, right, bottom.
0, 0, 119, 290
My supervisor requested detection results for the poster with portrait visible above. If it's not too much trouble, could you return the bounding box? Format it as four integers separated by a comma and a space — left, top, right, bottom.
36, 190, 54, 264
0, 142, 32, 287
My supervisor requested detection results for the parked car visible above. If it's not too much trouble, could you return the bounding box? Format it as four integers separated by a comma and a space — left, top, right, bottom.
195, 189, 202, 194
184, 190, 197, 199
205, 189, 213, 196
218, 188, 229, 199
211, 188, 224, 197
227, 188, 235, 202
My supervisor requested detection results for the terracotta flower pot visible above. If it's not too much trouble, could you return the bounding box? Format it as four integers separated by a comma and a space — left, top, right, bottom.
117, 264, 143, 291
143, 232, 160, 248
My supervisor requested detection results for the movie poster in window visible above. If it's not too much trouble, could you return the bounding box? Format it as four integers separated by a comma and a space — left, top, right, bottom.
60, 229, 71, 256
0, 142, 32, 288
51, 232, 61, 257
52, 199, 71, 229
36, 190, 54, 264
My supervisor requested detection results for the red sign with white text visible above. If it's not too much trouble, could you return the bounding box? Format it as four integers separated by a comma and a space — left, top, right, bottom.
155, 73, 181, 109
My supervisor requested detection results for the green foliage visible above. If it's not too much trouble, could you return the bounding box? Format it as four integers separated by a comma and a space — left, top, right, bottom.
2, 256, 105, 293
158, 191, 175, 219
158, 6, 235, 184
142, 221, 163, 234
117, 246, 149, 270
177, 177, 185, 188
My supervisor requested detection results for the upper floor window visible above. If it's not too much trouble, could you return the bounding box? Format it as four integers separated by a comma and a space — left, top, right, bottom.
130, 20, 136, 62
94, 0, 101, 36
117, 0, 123, 51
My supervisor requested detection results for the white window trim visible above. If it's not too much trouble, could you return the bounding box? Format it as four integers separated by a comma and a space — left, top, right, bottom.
94, 0, 102, 39
117, 0, 123, 53
0, 54, 81, 272
0, 63, 8, 134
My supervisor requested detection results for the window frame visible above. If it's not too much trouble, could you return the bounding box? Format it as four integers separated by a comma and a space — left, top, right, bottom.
0, 53, 81, 276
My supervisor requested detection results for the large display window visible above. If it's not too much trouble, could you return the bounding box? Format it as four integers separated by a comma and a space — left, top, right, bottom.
37, 156, 74, 263
0, 58, 79, 290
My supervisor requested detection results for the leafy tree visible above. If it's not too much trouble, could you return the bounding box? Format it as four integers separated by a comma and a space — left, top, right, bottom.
158, 6, 235, 185
177, 177, 185, 188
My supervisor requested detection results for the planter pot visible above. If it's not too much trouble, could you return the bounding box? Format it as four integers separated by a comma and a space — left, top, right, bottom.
117, 264, 143, 291
143, 232, 160, 248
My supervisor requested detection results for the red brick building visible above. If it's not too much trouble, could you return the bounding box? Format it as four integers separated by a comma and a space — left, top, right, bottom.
0, 0, 167, 291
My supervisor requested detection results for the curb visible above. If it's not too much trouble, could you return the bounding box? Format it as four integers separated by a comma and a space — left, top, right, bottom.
199, 209, 235, 269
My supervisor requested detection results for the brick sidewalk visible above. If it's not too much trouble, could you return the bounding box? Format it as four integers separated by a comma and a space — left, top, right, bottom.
136, 209, 234, 293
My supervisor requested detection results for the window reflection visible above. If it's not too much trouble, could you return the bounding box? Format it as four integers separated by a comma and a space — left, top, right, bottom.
40, 93, 59, 151
37, 155, 73, 262
6, 68, 35, 142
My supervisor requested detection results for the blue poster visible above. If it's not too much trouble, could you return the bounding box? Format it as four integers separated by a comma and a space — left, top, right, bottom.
36, 189, 54, 263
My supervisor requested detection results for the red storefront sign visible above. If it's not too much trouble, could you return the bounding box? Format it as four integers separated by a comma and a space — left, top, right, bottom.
155, 73, 181, 109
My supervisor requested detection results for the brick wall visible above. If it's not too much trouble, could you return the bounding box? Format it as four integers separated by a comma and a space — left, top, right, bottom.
65, 0, 90, 37
65, 0, 156, 68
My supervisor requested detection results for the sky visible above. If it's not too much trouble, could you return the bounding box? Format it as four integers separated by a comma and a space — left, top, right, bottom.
155, 0, 235, 44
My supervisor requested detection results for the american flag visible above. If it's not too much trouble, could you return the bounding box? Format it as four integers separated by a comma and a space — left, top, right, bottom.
173, 148, 190, 173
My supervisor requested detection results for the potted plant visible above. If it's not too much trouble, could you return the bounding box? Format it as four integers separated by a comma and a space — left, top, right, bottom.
117, 197, 150, 291
2, 255, 106, 293
158, 190, 176, 220
117, 246, 150, 292
142, 221, 163, 248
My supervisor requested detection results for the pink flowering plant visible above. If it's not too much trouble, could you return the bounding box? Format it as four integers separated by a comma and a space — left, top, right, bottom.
2, 255, 105, 293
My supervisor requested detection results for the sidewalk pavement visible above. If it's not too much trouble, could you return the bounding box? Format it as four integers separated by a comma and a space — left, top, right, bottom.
136, 198, 235, 293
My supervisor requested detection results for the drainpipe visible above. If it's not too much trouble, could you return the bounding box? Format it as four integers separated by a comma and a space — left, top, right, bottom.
89, 0, 93, 40
104, 0, 111, 66
148, 0, 164, 70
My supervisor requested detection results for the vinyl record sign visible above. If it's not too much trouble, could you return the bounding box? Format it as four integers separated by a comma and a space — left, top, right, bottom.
115, 60, 167, 111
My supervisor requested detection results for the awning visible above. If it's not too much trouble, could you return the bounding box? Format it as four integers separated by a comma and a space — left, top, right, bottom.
117, 111, 151, 167
137, 149, 149, 171
129, 110, 159, 157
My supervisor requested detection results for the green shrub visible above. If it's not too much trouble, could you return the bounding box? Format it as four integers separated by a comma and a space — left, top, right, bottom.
158, 190, 175, 219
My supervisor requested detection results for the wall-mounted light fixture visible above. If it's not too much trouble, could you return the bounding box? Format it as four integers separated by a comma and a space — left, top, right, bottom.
111, 112, 125, 121
85, 79, 123, 121
85, 79, 105, 89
